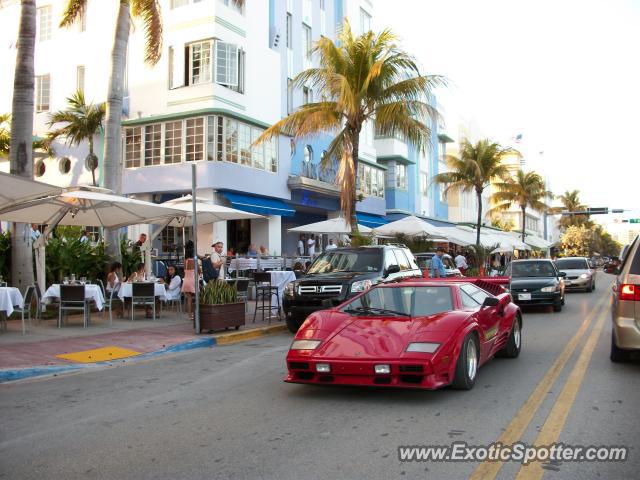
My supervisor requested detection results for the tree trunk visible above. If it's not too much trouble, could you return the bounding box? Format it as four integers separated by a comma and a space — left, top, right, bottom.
350, 132, 360, 234
475, 188, 483, 248
89, 135, 96, 187
521, 206, 527, 242
10, 0, 36, 291
103, 2, 131, 261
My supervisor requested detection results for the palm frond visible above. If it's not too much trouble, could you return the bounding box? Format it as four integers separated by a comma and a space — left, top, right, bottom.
60, 0, 88, 28
131, 0, 163, 65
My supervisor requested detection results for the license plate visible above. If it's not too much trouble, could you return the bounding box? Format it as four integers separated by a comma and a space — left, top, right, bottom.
518, 293, 531, 301
565, 280, 572, 285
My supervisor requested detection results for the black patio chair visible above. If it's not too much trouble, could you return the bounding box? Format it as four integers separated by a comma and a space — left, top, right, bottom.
59, 284, 88, 328
131, 282, 156, 321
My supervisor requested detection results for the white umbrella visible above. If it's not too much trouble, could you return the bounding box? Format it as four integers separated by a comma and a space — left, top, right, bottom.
158, 195, 263, 226
373, 215, 443, 238
288, 217, 372, 234
0, 171, 62, 209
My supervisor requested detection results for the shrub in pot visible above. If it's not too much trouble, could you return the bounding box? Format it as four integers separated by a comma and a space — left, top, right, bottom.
199, 280, 245, 332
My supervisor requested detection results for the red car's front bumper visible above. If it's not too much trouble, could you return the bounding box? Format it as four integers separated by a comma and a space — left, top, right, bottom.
285, 358, 452, 390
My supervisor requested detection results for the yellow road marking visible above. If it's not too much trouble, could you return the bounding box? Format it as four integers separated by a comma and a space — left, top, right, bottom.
515, 306, 609, 479
468, 291, 610, 480
56, 346, 141, 363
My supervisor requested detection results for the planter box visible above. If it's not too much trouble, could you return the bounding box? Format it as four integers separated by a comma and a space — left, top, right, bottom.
199, 302, 245, 333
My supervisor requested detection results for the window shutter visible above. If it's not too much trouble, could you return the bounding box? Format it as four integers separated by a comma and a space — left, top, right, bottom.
170, 45, 185, 88
216, 41, 238, 87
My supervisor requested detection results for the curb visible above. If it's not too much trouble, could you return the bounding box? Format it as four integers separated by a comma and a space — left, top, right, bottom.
0, 324, 289, 383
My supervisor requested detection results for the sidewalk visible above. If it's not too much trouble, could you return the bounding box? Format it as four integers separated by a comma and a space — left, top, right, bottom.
0, 307, 289, 382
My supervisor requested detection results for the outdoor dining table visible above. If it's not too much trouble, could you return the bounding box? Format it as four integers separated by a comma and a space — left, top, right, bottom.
266, 270, 296, 306
0, 286, 24, 317
228, 257, 285, 273
117, 282, 167, 301
43, 283, 105, 310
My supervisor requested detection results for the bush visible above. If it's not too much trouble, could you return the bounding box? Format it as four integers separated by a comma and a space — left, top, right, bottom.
350, 233, 374, 247
45, 237, 109, 284
120, 236, 141, 278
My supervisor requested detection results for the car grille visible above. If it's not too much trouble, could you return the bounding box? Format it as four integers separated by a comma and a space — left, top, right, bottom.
298, 285, 343, 295
399, 365, 424, 373
567, 276, 579, 280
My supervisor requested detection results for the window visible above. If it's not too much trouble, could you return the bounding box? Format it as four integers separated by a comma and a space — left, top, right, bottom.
84, 226, 100, 242
58, 157, 71, 174
266, 137, 278, 172
35, 160, 46, 177
302, 86, 310, 105
216, 41, 238, 87
287, 78, 294, 114
359, 8, 371, 34
392, 249, 410, 271
421, 172, 428, 196
161, 226, 178, 252
219, 0, 243, 15
164, 121, 182, 164
358, 163, 385, 198
144, 124, 162, 166
225, 118, 238, 163
125, 127, 142, 168
206, 115, 216, 161
304, 145, 313, 163
286, 13, 292, 49
302, 24, 312, 61
460, 284, 490, 306
76, 66, 85, 92
251, 128, 264, 169
185, 118, 204, 161
396, 164, 407, 189
460, 289, 479, 309
189, 41, 212, 85
37, 6, 52, 41
35, 75, 50, 112
238, 123, 251, 165
216, 115, 224, 161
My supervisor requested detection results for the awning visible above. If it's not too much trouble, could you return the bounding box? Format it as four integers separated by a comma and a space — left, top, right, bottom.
221, 192, 295, 217
356, 213, 388, 228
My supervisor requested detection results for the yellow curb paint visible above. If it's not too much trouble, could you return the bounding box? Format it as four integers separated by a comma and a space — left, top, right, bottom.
469, 290, 611, 480
214, 325, 288, 345
56, 346, 141, 363
515, 305, 609, 480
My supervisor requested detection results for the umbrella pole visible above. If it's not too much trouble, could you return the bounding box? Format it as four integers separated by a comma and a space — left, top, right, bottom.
191, 164, 200, 334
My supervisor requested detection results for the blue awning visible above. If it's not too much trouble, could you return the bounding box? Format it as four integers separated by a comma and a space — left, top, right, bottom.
356, 213, 388, 228
221, 192, 295, 217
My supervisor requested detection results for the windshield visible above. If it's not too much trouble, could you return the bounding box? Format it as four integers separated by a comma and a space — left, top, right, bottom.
342, 286, 453, 316
307, 250, 381, 274
511, 261, 557, 278
555, 259, 588, 270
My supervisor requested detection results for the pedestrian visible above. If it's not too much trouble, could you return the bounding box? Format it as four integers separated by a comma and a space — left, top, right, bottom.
79, 230, 89, 243
307, 234, 316, 257
298, 234, 306, 256
30, 224, 41, 244
325, 239, 337, 250
209, 241, 225, 280
454, 251, 468, 275
430, 247, 447, 278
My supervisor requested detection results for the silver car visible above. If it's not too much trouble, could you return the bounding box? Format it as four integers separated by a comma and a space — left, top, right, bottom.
554, 257, 596, 292
610, 235, 640, 362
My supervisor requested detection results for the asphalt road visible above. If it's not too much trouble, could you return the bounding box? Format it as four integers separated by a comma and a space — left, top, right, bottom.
1, 273, 638, 480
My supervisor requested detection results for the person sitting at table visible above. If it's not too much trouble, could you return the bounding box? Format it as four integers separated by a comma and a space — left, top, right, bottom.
247, 244, 258, 256
128, 263, 146, 282
182, 257, 199, 322
259, 245, 268, 255
164, 265, 182, 301
293, 261, 305, 278
106, 262, 125, 317
226, 246, 234, 257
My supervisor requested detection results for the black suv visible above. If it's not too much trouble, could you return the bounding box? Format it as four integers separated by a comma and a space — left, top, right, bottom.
283, 245, 423, 332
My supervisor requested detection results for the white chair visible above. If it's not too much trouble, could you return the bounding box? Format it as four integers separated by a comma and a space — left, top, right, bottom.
12, 285, 36, 335
103, 284, 122, 325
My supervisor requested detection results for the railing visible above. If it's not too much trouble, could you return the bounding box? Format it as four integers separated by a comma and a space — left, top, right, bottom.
301, 162, 337, 184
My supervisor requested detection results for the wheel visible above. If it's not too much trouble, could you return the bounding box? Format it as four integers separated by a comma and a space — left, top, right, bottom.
610, 331, 629, 363
587, 280, 594, 293
592, 281, 596, 291
286, 315, 305, 333
452, 334, 479, 390
553, 300, 562, 312
497, 316, 522, 358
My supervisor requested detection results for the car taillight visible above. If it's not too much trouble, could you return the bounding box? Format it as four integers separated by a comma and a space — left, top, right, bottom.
618, 284, 640, 301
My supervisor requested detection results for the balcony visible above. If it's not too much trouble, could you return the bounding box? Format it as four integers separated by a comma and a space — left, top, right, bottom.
288, 162, 340, 196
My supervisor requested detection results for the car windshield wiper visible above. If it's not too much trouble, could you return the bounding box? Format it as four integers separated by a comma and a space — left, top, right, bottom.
343, 306, 410, 317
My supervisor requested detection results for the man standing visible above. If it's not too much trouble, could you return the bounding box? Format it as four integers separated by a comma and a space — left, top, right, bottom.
454, 251, 468, 275
210, 241, 225, 280
307, 235, 316, 257
298, 235, 306, 256
430, 246, 447, 278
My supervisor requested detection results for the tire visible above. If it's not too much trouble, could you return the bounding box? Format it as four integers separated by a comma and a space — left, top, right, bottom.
553, 300, 562, 312
451, 334, 479, 390
592, 281, 596, 291
561, 293, 565, 305
587, 280, 594, 293
610, 331, 629, 363
286, 315, 304, 334
498, 316, 522, 358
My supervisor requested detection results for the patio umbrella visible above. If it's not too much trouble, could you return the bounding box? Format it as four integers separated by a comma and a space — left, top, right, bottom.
0, 171, 62, 209
288, 217, 372, 235
158, 195, 263, 226
373, 215, 443, 238
0, 187, 185, 294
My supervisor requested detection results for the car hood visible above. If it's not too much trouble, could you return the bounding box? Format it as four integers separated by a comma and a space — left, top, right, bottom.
510, 277, 558, 288
312, 312, 464, 359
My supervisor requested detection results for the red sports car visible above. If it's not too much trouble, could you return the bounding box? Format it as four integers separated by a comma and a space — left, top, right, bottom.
285, 278, 521, 390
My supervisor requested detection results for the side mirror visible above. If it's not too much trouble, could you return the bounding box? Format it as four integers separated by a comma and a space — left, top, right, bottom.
385, 264, 400, 277
481, 296, 500, 308
558, 271, 567, 278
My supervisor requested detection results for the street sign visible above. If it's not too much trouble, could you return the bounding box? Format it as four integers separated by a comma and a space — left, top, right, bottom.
630, 219, 640, 224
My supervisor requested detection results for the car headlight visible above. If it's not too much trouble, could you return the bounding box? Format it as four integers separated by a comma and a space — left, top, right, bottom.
284, 282, 296, 296
351, 279, 373, 293
540, 285, 558, 292
406, 342, 441, 353
579, 273, 589, 279
290, 339, 322, 350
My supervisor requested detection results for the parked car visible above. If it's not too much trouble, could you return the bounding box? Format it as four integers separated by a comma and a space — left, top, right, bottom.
414, 253, 463, 277
283, 245, 423, 333
285, 277, 522, 390
610, 235, 640, 362
504, 259, 566, 312
554, 257, 596, 292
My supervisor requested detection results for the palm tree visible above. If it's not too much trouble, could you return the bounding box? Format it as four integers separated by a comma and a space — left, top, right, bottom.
1, 113, 55, 158
558, 189, 589, 229
45, 91, 106, 187
491, 170, 553, 242
254, 20, 444, 231
60, 0, 163, 258
9, 0, 37, 291
433, 139, 509, 247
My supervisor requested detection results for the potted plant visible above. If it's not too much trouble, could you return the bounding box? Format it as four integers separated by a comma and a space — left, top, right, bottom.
199, 280, 245, 332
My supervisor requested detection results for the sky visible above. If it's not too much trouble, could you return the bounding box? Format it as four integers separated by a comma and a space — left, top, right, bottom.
374, 0, 640, 224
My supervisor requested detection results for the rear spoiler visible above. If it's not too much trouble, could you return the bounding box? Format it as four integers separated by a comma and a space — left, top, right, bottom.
401, 276, 511, 296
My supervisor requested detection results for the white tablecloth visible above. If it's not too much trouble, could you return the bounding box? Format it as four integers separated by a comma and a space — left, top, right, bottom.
228, 258, 285, 272
0, 287, 24, 316
118, 283, 167, 301
43, 284, 105, 311
267, 270, 296, 305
